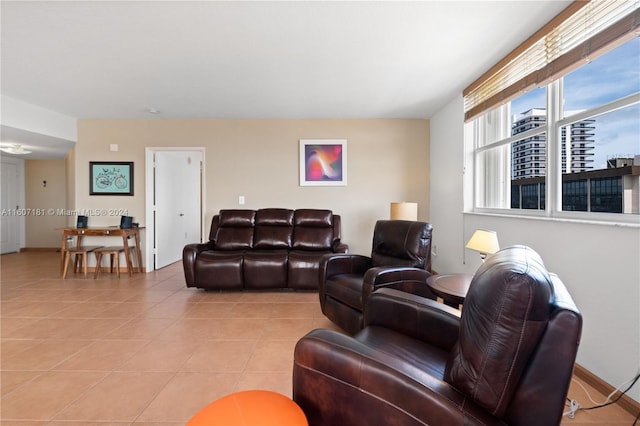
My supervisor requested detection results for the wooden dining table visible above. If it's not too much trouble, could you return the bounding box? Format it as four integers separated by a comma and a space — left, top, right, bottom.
59, 226, 144, 277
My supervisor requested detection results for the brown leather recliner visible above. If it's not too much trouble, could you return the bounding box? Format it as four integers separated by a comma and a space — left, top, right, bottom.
294, 245, 582, 426
319, 220, 434, 334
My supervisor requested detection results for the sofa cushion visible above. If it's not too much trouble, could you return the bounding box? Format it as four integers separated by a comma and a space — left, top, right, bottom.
444, 245, 552, 417
194, 251, 244, 289
215, 210, 255, 250
244, 251, 289, 288
219, 209, 256, 227
294, 209, 333, 227
254, 209, 294, 249
256, 208, 294, 226
288, 250, 332, 289
292, 209, 333, 250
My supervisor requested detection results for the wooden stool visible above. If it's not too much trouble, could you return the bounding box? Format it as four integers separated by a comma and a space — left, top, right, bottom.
62, 246, 102, 278
186, 390, 308, 426
94, 246, 126, 278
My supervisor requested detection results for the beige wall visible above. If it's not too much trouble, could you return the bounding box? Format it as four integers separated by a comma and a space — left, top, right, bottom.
25, 159, 67, 247
74, 119, 430, 260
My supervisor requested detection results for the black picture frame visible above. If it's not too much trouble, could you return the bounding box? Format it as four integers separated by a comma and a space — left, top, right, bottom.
89, 161, 134, 196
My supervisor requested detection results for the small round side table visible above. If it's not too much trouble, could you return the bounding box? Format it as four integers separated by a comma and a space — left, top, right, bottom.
426, 273, 473, 309
186, 390, 308, 426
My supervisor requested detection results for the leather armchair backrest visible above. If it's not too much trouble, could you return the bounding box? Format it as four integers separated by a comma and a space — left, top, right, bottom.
214, 209, 255, 250
254, 208, 294, 249
331, 215, 342, 249
208, 214, 220, 242
504, 272, 582, 425
444, 245, 553, 418
292, 209, 334, 250
370, 220, 432, 270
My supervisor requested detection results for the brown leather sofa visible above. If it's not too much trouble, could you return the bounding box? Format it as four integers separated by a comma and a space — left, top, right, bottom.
183, 208, 348, 290
319, 220, 434, 334
294, 245, 582, 426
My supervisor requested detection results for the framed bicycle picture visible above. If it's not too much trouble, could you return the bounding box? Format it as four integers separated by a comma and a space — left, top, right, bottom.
89, 161, 134, 195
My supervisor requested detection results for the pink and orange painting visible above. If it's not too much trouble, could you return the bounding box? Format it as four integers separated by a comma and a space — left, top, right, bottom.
299, 139, 347, 186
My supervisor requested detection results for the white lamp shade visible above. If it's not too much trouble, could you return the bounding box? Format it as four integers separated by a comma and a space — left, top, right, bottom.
466, 229, 500, 256
390, 202, 418, 221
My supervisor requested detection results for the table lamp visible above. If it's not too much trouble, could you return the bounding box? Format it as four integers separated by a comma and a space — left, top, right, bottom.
390, 202, 418, 221
465, 229, 499, 261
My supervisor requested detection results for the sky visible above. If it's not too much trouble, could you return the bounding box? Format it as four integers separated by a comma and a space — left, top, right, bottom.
511, 37, 639, 170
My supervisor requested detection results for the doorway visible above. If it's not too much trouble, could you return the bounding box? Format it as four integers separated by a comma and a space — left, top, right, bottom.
145, 148, 204, 271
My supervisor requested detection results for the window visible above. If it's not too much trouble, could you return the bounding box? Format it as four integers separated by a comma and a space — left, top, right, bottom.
564, 36, 640, 115
467, 34, 639, 221
591, 177, 623, 213
563, 179, 588, 212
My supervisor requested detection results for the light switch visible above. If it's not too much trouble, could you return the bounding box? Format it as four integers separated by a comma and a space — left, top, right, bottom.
239, 195, 245, 205
110, 144, 118, 152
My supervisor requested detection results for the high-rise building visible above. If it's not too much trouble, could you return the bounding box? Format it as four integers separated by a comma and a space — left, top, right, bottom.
511, 108, 596, 179
509, 109, 638, 214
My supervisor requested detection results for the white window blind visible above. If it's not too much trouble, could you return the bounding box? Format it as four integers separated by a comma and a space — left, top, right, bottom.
464, 0, 639, 122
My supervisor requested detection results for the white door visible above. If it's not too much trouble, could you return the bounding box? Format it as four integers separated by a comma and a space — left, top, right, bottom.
154, 150, 203, 269
1, 162, 20, 254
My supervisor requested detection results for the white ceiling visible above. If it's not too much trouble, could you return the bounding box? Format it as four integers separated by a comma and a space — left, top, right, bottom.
0, 1, 571, 158
0, 125, 76, 160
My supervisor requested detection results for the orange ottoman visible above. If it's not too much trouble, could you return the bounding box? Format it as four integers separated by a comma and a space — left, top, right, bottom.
186, 390, 308, 426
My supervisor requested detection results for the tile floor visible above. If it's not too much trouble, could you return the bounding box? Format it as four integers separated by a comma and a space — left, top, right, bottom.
1, 251, 636, 425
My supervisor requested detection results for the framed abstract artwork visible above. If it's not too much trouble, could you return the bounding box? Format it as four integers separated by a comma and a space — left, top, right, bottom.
299, 139, 347, 186
89, 161, 134, 195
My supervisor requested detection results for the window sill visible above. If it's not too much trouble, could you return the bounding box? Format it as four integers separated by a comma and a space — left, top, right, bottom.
464, 210, 640, 228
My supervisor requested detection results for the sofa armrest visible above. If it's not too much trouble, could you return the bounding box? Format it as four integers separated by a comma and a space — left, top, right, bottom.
362, 266, 435, 300
182, 242, 215, 287
332, 241, 349, 253
364, 288, 461, 351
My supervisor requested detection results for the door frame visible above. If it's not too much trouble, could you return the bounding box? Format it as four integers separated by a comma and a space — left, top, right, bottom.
145, 147, 206, 272
1, 156, 26, 253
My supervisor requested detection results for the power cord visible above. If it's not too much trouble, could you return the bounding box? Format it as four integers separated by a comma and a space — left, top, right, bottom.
564, 367, 640, 422
564, 398, 580, 418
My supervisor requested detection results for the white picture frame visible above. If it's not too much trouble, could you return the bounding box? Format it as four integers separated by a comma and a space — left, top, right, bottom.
299, 139, 347, 186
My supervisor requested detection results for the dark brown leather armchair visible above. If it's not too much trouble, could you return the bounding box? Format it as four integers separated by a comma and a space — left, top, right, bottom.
294, 245, 582, 426
319, 220, 434, 334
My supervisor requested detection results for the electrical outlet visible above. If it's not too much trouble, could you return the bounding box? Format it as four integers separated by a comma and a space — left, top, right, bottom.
238, 195, 245, 205
432, 244, 438, 257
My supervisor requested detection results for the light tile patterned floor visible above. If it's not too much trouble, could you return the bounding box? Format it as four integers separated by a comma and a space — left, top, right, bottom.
1, 252, 636, 425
